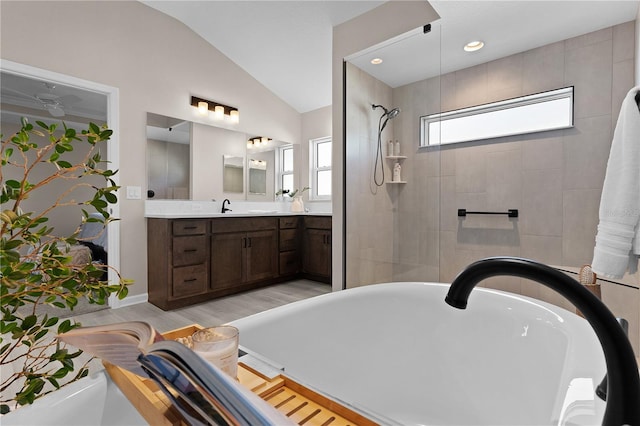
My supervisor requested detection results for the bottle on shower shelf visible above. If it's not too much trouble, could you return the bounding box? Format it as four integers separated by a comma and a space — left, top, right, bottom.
393, 162, 402, 182
394, 140, 401, 156
387, 140, 394, 157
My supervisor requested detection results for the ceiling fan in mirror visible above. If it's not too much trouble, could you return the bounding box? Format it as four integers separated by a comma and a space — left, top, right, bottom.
5, 82, 81, 117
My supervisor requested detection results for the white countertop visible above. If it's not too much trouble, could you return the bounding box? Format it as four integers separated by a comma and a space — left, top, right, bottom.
145, 211, 331, 219
145, 199, 332, 219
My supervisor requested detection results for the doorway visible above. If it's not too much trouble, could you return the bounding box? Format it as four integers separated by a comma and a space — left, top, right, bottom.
0, 59, 121, 307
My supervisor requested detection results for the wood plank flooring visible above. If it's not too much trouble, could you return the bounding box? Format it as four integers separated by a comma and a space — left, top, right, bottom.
71, 279, 331, 333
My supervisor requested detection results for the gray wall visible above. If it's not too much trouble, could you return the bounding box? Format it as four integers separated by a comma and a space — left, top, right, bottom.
347, 21, 639, 352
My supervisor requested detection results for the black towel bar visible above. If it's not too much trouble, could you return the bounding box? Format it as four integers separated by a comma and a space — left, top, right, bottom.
458, 209, 518, 218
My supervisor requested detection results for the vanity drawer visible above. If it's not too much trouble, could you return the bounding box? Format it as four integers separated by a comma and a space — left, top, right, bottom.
279, 216, 299, 229
172, 235, 208, 266
172, 264, 208, 298
279, 229, 299, 252
173, 220, 207, 236
211, 217, 277, 234
304, 216, 331, 230
279, 251, 300, 276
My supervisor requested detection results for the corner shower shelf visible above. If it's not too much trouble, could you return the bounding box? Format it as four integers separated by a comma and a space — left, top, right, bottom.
385, 156, 407, 160
387, 181, 407, 184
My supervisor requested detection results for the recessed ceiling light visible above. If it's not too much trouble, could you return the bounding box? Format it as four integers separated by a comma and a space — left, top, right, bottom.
371, 58, 383, 65
464, 40, 484, 52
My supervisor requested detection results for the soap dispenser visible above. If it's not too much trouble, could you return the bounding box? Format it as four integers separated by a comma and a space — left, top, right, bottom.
393, 162, 402, 182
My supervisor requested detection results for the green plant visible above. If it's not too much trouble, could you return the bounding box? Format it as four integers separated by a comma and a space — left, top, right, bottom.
276, 186, 309, 198
0, 118, 131, 413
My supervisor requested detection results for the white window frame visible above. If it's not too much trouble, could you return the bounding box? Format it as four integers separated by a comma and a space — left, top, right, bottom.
420, 86, 574, 147
309, 136, 331, 200
276, 144, 294, 195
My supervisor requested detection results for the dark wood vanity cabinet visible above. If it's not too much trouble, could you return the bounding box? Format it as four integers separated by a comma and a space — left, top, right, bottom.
302, 216, 331, 283
147, 215, 330, 310
278, 216, 301, 277
210, 218, 277, 290
148, 219, 210, 310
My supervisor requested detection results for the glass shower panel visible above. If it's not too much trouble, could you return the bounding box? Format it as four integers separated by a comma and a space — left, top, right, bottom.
344, 23, 442, 288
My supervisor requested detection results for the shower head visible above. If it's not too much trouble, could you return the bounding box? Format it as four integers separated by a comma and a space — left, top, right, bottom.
372, 104, 400, 119
378, 106, 400, 132
387, 107, 400, 119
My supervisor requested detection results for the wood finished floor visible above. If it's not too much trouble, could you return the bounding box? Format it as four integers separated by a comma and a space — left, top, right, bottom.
71, 279, 331, 333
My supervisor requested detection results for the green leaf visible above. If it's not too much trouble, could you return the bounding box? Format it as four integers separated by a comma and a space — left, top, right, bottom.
56, 160, 73, 169
44, 316, 59, 327
0, 343, 10, 355
57, 319, 73, 334
103, 192, 117, 203
1, 404, 10, 415
51, 367, 70, 379
21, 315, 37, 331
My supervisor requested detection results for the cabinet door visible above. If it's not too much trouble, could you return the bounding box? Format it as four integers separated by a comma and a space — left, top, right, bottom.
211, 232, 245, 290
246, 229, 277, 282
303, 229, 330, 278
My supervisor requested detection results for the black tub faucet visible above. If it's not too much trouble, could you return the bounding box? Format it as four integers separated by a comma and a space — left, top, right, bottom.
221, 199, 232, 214
445, 257, 640, 426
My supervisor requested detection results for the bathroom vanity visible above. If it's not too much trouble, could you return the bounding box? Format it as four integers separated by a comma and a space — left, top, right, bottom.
147, 214, 331, 310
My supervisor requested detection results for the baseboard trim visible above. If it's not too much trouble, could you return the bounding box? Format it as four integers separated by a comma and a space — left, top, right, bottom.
111, 292, 148, 309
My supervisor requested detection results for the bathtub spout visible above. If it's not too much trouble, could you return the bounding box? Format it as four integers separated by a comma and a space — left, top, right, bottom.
445, 257, 640, 426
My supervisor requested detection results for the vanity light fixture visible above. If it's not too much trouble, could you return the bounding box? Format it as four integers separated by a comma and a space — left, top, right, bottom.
464, 40, 484, 52
214, 105, 224, 120
248, 136, 271, 148
197, 101, 208, 115
371, 58, 383, 65
190, 96, 239, 123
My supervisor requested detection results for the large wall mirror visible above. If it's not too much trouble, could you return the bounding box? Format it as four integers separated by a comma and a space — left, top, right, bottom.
146, 113, 191, 199
146, 113, 292, 201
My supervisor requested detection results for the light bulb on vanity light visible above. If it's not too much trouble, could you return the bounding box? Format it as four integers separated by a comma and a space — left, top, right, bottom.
214, 105, 225, 120
230, 109, 239, 123
197, 101, 208, 115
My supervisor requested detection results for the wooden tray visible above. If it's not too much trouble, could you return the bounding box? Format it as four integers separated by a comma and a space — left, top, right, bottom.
103, 324, 377, 425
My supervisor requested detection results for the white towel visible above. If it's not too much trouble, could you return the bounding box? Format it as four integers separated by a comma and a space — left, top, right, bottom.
592, 86, 640, 279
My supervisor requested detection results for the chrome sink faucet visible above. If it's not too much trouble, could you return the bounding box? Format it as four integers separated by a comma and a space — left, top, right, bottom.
221, 199, 232, 214
445, 257, 640, 426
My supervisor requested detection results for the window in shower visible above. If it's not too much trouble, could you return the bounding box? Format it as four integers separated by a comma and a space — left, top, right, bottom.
420, 86, 574, 147
310, 136, 331, 200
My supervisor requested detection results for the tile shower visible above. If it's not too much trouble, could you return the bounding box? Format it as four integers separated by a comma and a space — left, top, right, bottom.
346, 22, 639, 352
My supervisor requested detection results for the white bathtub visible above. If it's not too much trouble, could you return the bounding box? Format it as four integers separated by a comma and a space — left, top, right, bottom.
231, 282, 607, 425
1, 371, 146, 426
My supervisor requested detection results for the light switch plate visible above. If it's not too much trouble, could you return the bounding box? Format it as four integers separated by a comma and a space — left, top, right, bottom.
126, 186, 141, 200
